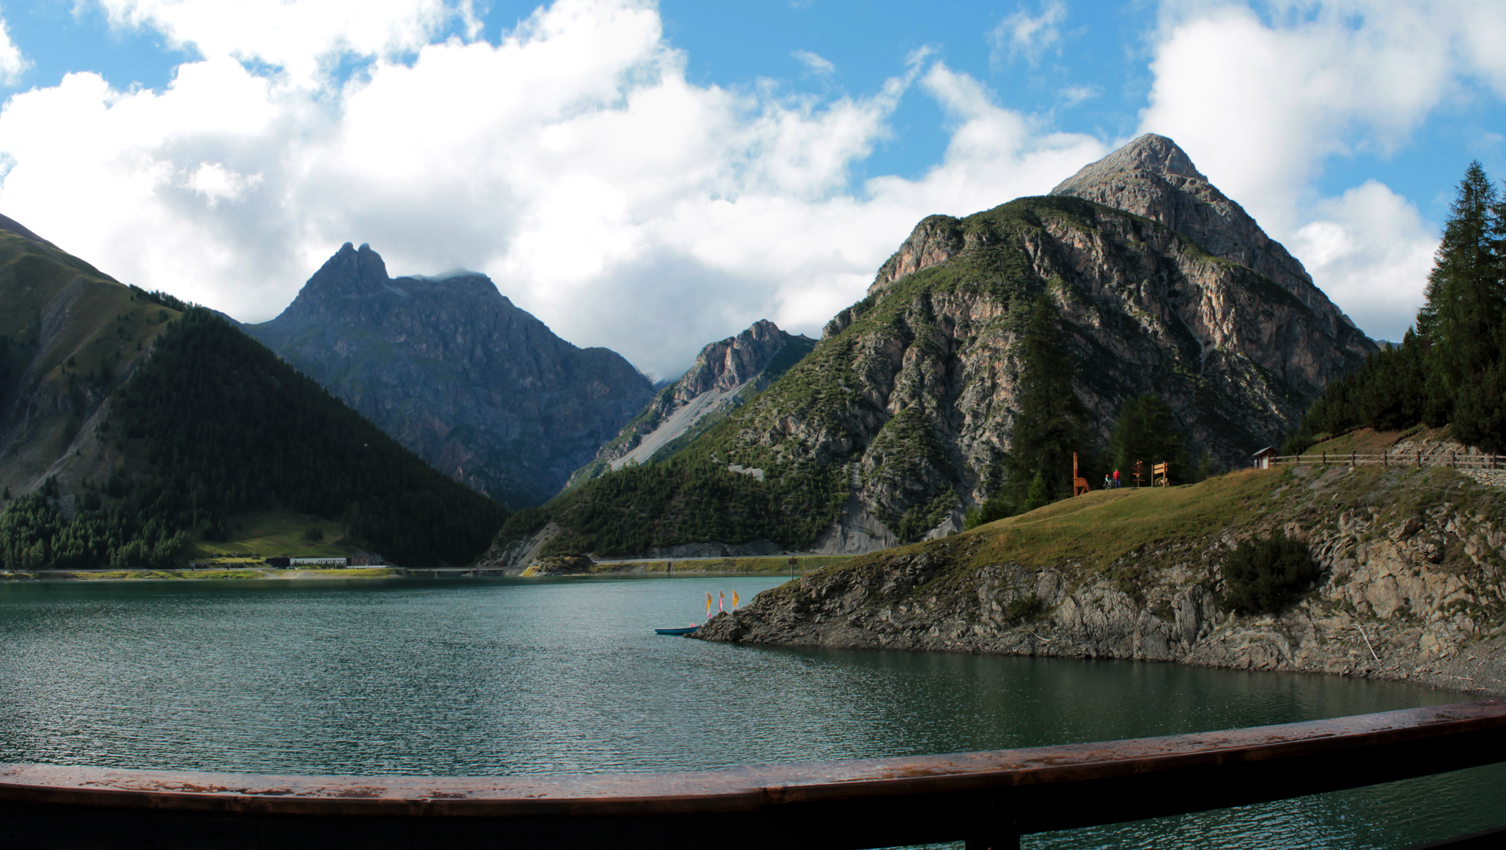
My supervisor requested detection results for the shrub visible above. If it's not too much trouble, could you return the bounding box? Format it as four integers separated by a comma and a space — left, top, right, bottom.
1004, 593, 1044, 623
1218, 531, 1320, 615
963, 495, 1013, 530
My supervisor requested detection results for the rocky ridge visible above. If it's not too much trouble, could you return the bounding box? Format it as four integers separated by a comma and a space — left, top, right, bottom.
699, 465, 1506, 694
246, 244, 655, 507
566, 319, 815, 488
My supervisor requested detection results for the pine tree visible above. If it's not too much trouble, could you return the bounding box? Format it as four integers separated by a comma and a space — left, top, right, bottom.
1007, 294, 1087, 503
1418, 161, 1503, 397
1108, 395, 1190, 483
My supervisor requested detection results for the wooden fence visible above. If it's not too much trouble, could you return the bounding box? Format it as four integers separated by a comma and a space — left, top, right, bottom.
1267, 450, 1504, 470
1, 699, 1504, 849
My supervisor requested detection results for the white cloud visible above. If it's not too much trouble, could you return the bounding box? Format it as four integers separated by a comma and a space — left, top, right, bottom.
0, 11, 30, 85
990, 0, 1067, 67
1059, 85, 1096, 107
793, 50, 835, 76
0, 0, 1110, 378
1289, 181, 1437, 343
1138, 0, 1506, 341
94, 0, 471, 84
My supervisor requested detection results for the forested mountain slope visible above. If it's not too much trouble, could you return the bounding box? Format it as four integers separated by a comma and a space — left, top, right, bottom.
0, 225, 507, 569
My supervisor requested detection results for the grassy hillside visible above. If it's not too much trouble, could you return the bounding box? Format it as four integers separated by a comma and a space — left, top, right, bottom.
806, 463, 1505, 612
1, 297, 510, 569
0, 228, 182, 492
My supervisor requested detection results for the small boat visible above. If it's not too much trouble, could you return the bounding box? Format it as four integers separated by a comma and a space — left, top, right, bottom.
653, 626, 699, 636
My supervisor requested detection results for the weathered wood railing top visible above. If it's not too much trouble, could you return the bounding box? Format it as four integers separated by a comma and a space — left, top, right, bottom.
1, 699, 1504, 849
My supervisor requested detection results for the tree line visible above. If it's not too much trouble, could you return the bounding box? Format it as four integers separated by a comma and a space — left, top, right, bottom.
1288, 162, 1506, 453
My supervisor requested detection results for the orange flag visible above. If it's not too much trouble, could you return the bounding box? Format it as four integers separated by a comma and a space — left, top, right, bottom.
732, 591, 740, 611
706, 591, 712, 618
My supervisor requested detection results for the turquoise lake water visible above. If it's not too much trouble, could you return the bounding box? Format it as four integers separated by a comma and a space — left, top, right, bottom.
0, 575, 1499, 848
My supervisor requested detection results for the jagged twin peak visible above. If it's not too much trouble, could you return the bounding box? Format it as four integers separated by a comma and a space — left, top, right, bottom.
245, 244, 655, 507
568, 319, 816, 484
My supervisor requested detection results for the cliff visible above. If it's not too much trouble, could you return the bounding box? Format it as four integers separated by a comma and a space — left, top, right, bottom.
246, 244, 655, 507
698, 465, 1506, 694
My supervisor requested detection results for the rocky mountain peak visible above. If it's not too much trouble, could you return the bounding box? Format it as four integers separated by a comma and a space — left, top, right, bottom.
676, 319, 788, 400
293, 242, 394, 307
1047, 134, 1368, 353
247, 243, 655, 507
1051, 133, 1206, 194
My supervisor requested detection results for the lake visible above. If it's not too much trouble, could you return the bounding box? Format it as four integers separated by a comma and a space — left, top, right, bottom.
0, 575, 1499, 848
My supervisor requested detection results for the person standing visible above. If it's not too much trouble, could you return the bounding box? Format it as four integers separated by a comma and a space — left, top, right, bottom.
1113, 469, 1121, 488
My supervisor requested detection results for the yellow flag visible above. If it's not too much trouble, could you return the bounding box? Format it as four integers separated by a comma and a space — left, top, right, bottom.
706, 591, 712, 617
732, 591, 740, 611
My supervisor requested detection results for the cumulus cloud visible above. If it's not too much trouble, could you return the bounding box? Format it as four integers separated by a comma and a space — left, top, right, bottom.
1289, 181, 1437, 343
0, 11, 30, 85
95, 0, 473, 84
989, 0, 1067, 67
1139, 0, 1506, 340
0, 0, 1107, 378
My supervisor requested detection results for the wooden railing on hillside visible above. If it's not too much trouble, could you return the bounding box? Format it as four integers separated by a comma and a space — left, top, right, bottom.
1, 699, 1504, 849
1269, 450, 1504, 470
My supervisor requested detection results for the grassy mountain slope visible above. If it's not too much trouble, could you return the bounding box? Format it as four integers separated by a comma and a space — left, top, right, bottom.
0, 229, 180, 496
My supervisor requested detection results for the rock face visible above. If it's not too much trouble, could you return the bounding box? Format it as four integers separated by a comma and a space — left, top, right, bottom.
247, 244, 654, 507
1048, 133, 1371, 363
705, 135, 1375, 545
698, 466, 1506, 694
567, 319, 815, 486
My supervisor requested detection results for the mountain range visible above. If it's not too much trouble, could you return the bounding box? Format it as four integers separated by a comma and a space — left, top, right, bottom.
1, 132, 1381, 568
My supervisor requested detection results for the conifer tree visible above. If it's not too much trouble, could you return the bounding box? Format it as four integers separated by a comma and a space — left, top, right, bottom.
1418, 161, 1502, 396
1007, 294, 1087, 503
1108, 395, 1189, 483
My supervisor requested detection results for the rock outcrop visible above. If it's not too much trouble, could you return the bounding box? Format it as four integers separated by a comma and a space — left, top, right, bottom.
699, 465, 1506, 694
567, 319, 814, 486
247, 244, 654, 507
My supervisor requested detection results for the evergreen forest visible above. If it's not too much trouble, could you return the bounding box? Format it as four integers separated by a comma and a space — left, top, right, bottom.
0, 308, 508, 569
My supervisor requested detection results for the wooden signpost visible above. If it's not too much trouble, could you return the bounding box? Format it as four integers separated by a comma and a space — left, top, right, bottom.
1073, 452, 1090, 497
1152, 462, 1170, 487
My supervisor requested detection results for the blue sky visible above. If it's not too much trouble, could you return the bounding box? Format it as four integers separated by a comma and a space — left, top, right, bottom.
0, 0, 1502, 376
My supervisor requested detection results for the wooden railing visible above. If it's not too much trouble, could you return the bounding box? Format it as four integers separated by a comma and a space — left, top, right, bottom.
1269, 450, 1503, 470
1, 699, 1503, 849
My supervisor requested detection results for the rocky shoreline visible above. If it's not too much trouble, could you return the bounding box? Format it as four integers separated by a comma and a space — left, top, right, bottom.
697, 465, 1506, 696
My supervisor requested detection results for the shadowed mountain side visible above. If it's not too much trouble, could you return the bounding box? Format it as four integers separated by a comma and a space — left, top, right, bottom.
247, 244, 655, 508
